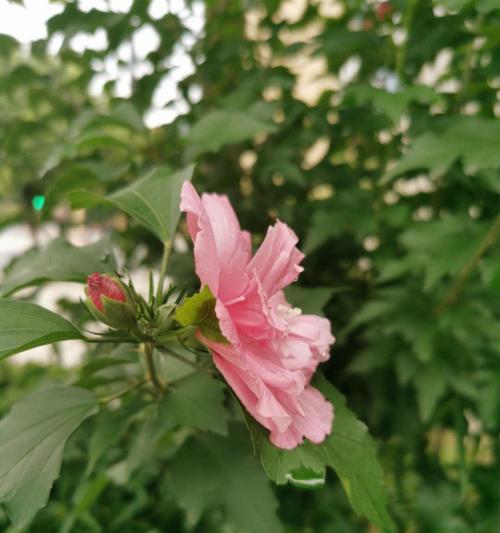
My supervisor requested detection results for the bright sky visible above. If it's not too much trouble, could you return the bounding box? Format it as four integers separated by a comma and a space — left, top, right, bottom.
0, 0, 204, 127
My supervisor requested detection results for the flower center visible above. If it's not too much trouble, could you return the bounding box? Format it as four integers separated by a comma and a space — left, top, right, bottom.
276, 304, 302, 319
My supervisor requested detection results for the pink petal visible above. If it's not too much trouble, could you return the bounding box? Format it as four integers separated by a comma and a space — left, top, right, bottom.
270, 386, 334, 449
248, 221, 304, 296
212, 350, 292, 433
288, 314, 335, 363
180, 182, 251, 301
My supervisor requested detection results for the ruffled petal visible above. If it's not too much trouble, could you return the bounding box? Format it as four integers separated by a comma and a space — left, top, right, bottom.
287, 314, 335, 363
270, 386, 334, 449
180, 182, 250, 301
248, 221, 304, 296
212, 350, 292, 434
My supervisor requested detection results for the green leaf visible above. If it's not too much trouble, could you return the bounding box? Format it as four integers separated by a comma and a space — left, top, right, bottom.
383, 118, 500, 182
187, 110, 277, 157
125, 407, 175, 477
169, 424, 283, 533
59, 474, 109, 533
477, 0, 500, 13
86, 405, 137, 476
0, 238, 115, 297
68, 165, 194, 242
75, 130, 131, 154
415, 363, 447, 422
175, 285, 227, 343
248, 375, 395, 533
398, 216, 485, 291
0, 387, 99, 529
160, 372, 229, 435
0, 300, 82, 360
347, 84, 442, 122
285, 285, 337, 315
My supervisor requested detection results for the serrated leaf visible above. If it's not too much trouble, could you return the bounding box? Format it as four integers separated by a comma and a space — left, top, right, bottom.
248, 375, 395, 533
0, 299, 82, 359
383, 118, 500, 182
187, 110, 277, 157
68, 165, 194, 243
170, 424, 283, 533
175, 285, 227, 343
398, 216, 485, 291
0, 387, 99, 529
86, 405, 137, 476
160, 372, 229, 435
0, 238, 115, 297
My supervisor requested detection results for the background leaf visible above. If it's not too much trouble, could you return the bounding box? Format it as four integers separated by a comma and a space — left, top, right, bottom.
170, 424, 283, 533
0, 300, 82, 359
160, 372, 229, 435
0, 238, 115, 297
187, 110, 277, 157
249, 375, 395, 533
68, 165, 194, 242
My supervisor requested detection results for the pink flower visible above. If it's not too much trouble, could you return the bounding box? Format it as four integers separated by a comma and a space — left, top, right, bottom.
86, 273, 126, 312
180, 182, 335, 449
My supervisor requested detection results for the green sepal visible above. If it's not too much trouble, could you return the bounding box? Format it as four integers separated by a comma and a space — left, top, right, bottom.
174, 285, 228, 344
85, 278, 137, 331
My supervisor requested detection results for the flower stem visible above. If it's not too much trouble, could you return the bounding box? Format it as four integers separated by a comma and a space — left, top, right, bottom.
85, 336, 138, 344
157, 345, 214, 374
156, 239, 173, 304
395, 0, 418, 83
144, 342, 164, 395
99, 379, 147, 404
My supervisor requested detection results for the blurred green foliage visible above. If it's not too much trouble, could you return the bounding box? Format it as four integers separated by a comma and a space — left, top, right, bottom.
1, 0, 499, 531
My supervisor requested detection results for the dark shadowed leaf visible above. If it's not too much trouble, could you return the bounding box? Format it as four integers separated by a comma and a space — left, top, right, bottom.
170, 424, 283, 533
160, 372, 229, 435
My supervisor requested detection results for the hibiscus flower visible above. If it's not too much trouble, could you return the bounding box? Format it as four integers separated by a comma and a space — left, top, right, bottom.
180, 181, 335, 449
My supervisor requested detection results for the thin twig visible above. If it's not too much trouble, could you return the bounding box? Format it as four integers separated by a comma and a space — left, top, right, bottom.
158, 345, 214, 374
85, 336, 138, 344
99, 379, 147, 404
434, 214, 500, 315
156, 239, 173, 303
144, 342, 164, 395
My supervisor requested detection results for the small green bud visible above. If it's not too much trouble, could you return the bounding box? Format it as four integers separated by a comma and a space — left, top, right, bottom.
85, 273, 137, 330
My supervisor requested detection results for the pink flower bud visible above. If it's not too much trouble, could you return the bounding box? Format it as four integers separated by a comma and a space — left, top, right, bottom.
376, 1, 393, 21
87, 273, 126, 311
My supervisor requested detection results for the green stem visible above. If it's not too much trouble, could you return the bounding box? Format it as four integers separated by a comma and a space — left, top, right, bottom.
144, 342, 164, 395
435, 214, 500, 315
85, 336, 138, 344
99, 379, 146, 404
454, 402, 468, 501
156, 239, 173, 303
453, 13, 484, 112
395, 0, 418, 83
158, 345, 214, 374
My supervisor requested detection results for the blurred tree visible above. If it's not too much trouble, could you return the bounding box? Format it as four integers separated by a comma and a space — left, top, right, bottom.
0, 0, 499, 531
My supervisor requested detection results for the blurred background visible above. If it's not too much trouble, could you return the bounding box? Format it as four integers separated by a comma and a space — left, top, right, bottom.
1, 0, 499, 531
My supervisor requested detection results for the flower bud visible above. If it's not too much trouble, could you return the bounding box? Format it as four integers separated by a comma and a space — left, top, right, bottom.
85, 273, 137, 330
376, 1, 393, 21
